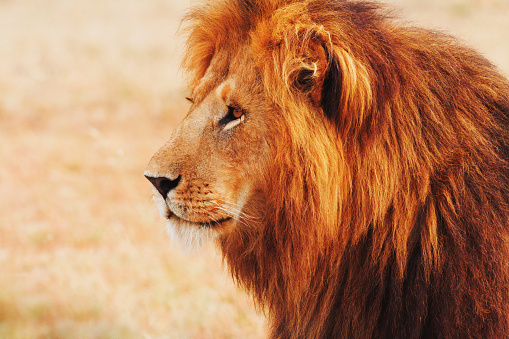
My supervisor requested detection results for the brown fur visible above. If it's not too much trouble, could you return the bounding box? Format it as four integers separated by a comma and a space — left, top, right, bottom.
146, 0, 509, 337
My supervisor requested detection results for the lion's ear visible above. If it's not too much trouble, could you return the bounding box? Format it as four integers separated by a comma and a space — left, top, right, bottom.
256, 22, 371, 128
283, 27, 373, 131
287, 28, 343, 121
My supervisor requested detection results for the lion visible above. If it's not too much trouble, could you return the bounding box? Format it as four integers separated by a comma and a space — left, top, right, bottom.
144, 0, 509, 337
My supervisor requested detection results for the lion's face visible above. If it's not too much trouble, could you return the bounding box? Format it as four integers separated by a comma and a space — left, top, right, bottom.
145, 50, 271, 248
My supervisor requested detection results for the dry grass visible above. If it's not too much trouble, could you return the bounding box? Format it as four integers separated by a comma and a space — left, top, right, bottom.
0, 0, 507, 338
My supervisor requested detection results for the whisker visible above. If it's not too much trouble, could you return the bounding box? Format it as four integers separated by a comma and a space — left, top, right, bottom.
214, 201, 261, 220
210, 202, 262, 229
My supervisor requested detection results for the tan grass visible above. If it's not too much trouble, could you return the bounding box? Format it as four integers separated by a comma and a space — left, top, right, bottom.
0, 0, 507, 337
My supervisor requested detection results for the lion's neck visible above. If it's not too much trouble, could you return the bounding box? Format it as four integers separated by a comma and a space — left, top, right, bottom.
219, 214, 422, 337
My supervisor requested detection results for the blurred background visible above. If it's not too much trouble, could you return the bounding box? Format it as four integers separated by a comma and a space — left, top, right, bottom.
0, 0, 507, 337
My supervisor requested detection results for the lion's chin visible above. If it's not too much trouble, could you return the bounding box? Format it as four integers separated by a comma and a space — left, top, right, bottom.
165, 215, 231, 253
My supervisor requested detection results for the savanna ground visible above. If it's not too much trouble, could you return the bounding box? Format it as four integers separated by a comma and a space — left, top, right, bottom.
0, 0, 507, 337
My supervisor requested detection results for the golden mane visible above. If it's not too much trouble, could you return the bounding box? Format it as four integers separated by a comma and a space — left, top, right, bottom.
179, 0, 509, 337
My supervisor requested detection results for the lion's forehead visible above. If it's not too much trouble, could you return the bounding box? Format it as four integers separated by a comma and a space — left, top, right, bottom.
191, 45, 259, 103
192, 75, 232, 105
216, 79, 236, 105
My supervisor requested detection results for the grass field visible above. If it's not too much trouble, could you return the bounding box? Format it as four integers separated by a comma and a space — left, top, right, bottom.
1, 0, 508, 337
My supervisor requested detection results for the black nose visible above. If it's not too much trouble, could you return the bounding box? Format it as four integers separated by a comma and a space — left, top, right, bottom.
145, 175, 181, 199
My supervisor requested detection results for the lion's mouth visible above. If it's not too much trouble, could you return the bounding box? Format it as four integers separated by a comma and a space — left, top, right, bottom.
166, 210, 232, 228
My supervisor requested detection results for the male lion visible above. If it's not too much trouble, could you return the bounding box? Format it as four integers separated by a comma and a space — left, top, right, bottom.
145, 0, 509, 337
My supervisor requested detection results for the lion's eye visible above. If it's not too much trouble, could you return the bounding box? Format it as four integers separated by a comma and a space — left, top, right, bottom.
221, 106, 245, 131
186, 97, 194, 103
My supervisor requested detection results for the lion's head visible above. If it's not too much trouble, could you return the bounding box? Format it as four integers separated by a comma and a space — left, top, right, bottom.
145, 0, 509, 337
144, 1, 350, 250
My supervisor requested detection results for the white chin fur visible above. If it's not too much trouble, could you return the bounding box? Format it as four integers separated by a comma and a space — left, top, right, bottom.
151, 189, 218, 253
165, 218, 219, 253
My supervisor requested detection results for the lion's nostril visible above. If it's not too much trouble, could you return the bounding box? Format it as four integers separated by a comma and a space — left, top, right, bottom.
145, 175, 181, 199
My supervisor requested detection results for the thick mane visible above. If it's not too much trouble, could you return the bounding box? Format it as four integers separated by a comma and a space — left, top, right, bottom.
183, 0, 509, 337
